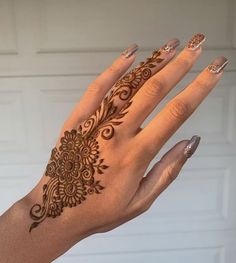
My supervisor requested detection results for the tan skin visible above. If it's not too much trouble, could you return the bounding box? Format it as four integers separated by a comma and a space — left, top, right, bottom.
0, 34, 227, 262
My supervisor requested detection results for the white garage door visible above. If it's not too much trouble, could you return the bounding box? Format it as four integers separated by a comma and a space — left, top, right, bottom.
0, 1, 235, 262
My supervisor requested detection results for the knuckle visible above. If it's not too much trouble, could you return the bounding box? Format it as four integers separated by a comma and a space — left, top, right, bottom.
167, 98, 190, 120
140, 202, 152, 214
88, 78, 109, 94
144, 77, 165, 97
194, 78, 210, 91
165, 165, 178, 184
87, 83, 98, 93
108, 64, 122, 75
130, 197, 153, 217
174, 56, 192, 70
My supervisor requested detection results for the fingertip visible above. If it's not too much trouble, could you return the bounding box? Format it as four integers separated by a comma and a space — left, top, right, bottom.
183, 135, 201, 158
158, 136, 200, 171
111, 45, 138, 72
121, 43, 139, 59
119, 52, 136, 65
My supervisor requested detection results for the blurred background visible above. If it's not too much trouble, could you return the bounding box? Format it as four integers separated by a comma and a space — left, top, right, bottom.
0, 0, 235, 262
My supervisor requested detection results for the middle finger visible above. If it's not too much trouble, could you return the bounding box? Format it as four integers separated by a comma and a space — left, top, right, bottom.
120, 33, 206, 135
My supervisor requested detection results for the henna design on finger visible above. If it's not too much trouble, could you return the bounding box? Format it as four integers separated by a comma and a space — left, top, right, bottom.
29, 49, 165, 232
111, 50, 164, 101
81, 50, 165, 139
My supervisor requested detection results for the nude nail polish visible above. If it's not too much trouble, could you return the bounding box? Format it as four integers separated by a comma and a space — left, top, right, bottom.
184, 135, 201, 158
160, 38, 180, 53
186, 33, 206, 51
207, 56, 228, 74
121, 43, 139, 58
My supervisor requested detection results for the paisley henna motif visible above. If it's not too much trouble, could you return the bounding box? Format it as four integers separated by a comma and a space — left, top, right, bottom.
29, 49, 164, 232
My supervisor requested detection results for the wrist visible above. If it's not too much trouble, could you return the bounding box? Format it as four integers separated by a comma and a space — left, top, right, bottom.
23, 188, 88, 239
24, 183, 90, 236
0, 189, 86, 262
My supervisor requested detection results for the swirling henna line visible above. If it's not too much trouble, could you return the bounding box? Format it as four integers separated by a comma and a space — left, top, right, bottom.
82, 116, 97, 137
141, 67, 152, 80
97, 124, 115, 140
30, 177, 58, 219
83, 98, 118, 139
29, 177, 59, 232
36, 179, 58, 211
112, 84, 133, 101
30, 204, 46, 222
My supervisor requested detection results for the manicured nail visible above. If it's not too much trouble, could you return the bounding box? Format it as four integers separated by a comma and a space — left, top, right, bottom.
186, 33, 206, 51
184, 135, 201, 158
160, 38, 180, 53
207, 56, 228, 74
121, 43, 139, 58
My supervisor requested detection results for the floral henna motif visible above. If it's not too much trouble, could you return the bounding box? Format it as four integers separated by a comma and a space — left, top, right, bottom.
29, 49, 164, 232
29, 130, 107, 232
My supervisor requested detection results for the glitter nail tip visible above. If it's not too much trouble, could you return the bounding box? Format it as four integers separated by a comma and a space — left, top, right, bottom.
207, 56, 229, 74
184, 135, 201, 158
187, 33, 206, 50
160, 38, 180, 53
122, 43, 139, 58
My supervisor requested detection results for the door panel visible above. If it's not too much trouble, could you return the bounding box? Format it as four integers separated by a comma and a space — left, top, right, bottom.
0, 0, 235, 262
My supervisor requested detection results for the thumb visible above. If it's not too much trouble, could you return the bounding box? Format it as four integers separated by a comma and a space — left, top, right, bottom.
127, 135, 201, 214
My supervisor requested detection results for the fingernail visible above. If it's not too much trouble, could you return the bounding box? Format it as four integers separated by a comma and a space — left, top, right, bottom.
121, 43, 139, 58
186, 33, 206, 51
207, 56, 229, 74
184, 135, 201, 158
160, 38, 180, 53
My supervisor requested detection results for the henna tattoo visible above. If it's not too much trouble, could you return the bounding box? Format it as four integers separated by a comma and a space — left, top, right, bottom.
29, 49, 165, 232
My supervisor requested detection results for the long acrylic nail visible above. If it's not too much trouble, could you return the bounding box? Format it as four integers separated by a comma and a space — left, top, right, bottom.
184, 135, 201, 158
160, 38, 180, 53
207, 56, 228, 74
121, 43, 139, 58
186, 33, 206, 51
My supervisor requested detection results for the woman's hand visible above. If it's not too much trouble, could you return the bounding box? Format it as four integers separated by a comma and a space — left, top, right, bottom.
23, 33, 228, 259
